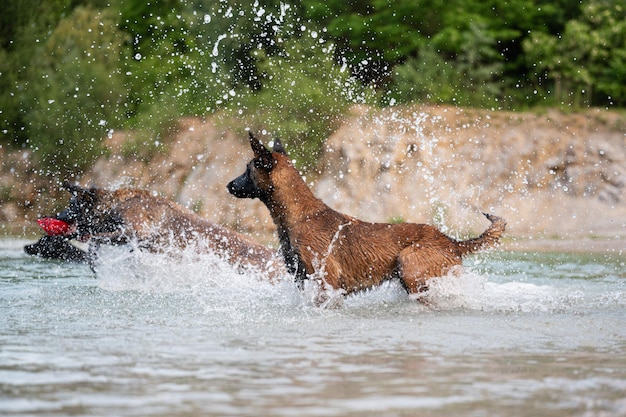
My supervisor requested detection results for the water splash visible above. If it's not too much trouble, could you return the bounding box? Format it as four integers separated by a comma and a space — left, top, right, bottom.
415, 269, 561, 313
303, 220, 354, 308
89, 242, 623, 315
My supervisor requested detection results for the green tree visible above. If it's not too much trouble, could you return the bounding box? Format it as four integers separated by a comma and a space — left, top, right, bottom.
0, 0, 73, 147
523, 0, 626, 107
117, 0, 291, 130
585, 0, 626, 106
119, 0, 197, 120
234, 33, 376, 170
390, 46, 456, 104
26, 6, 128, 175
302, 0, 430, 84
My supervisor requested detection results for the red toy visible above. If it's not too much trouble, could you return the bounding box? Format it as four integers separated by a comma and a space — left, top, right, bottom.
37, 217, 72, 236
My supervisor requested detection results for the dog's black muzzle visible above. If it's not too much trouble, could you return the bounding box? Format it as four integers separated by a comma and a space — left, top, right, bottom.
227, 174, 260, 199
56, 208, 77, 224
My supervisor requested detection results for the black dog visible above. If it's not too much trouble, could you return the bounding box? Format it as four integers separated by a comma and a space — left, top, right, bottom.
27, 181, 286, 279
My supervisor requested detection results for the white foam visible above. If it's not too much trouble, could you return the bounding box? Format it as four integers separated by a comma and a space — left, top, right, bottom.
94, 243, 281, 296
92, 244, 623, 314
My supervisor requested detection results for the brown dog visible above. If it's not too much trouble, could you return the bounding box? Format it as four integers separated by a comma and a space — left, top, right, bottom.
55, 181, 285, 277
227, 133, 506, 296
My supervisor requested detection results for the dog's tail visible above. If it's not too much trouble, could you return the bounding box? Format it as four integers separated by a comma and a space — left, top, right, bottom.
455, 213, 506, 257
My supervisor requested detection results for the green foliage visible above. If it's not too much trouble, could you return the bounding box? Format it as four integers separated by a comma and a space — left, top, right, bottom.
119, 0, 222, 120
387, 215, 405, 224
302, 0, 428, 83
391, 46, 457, 104
0, 0, 74, 147
1, 0, 625, 179
25, 6, 127, 175
0, 47, 22, 144
391, 23, 506, 108
117, 0, 278, 133
523, 0, 626, 107
302, 0, 600, 109
232, 34, 377, 171
303, 0, 530, 86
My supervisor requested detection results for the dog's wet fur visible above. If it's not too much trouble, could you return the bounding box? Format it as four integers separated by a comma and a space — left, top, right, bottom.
48, 181, 284, 277
228, 132, 506, 296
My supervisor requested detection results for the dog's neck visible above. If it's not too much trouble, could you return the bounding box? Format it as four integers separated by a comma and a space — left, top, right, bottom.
260, 158, 328, 279
263, 160, 327, 229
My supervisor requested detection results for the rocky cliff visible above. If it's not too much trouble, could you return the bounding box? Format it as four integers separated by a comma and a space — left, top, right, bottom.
2, 105, 625, 248
317, 106, 626, 241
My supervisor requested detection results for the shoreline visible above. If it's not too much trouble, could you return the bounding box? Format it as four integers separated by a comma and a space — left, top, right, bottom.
3, 223, 623, 256
501, 237, 624, 255
2, 106, 625, 248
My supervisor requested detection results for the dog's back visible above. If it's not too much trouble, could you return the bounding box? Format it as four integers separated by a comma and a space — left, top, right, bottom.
60, 183, 285, 279
105, 190, 283, 273
283, 204, 504, 293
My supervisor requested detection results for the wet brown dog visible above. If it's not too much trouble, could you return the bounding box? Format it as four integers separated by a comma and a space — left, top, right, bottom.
56, 181, 285, 277
227, 133, 506, 296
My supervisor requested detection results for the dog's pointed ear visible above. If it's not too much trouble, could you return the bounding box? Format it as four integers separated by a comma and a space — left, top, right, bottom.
248, 131, 269, 157
273, 138, 287, 155
62, 180, 85, 195
248, 131, 274, 169
62, 181, 96, 197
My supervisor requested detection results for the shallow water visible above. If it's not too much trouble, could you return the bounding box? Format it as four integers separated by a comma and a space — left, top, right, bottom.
1, 238, 625, 417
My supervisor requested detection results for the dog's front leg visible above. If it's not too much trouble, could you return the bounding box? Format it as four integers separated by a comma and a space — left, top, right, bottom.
87, 241, 100, 274
293, 261, 309, 291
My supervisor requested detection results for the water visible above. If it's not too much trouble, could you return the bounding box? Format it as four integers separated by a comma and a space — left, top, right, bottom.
1, 238, 625, 417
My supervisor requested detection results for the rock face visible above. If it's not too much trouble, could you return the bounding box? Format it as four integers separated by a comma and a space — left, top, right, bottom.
2, 105, 625, 242
316, 106, 626, 239
83, 118, 279, 242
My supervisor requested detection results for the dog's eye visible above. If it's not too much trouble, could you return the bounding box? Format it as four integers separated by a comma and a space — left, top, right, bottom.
253, 157, 273, 170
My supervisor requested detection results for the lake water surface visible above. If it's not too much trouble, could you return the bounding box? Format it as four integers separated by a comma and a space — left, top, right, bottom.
1, 238, 625, 416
